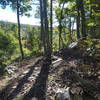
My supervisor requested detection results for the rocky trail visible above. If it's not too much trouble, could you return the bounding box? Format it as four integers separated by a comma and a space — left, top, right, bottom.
0, 44, 100, 100
0, 57, 42, 100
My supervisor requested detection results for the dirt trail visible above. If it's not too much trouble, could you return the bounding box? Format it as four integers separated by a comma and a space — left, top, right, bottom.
0, 57, 42, 100
0, 54, 100, 100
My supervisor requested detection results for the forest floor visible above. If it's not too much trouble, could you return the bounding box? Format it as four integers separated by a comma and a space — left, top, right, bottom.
0, 45, 100, 100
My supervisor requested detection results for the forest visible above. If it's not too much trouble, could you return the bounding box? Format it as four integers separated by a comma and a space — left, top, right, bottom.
0, 0, 100, 100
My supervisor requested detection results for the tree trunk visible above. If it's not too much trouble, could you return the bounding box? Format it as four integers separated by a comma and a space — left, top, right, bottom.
80, 0, 87, 38
17, 0, 24, 59
90, 6, 96, 38
43, 0, 51, 61
69, 16, 73, 42
59, 2, 65, 50
40, 0, 51, 62
40, 0, 44, 41
50, 0, 53, 53
39, 0, 46, 52
76, 0, 81, 39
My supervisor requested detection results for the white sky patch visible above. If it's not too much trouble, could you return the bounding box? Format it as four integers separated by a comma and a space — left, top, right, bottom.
0, 4, 76, 28
0, 7, 17, 23
20, 16, 40, 25
0, 6, 40, 25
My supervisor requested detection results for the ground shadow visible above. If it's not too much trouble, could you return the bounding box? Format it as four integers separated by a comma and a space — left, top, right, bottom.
0, 58, 41, 100
0, 78, 18, 100
23, 59, 51, 100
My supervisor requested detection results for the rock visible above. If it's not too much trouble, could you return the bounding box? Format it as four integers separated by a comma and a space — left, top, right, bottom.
70, 87, 83, 95
12, 85, 17, 89
5, 65, 17, 74
52, 57, 62, 67
55, 87, 71, 100
23, 70, 29, 74
7, 69, 14, 74
28, 76, 35, 81
52, 56, 58, 61
32, 97, 38, 100
6, 65, 17, 71
68, 41, 78, 49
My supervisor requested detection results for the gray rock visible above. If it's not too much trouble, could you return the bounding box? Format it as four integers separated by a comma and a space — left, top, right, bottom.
68, 41, 78, 49
55, 87, 71, 100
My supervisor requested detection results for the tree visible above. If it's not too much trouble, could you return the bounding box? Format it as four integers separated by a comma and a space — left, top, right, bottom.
50, 0, 53, 52
55, 0, 66, 49
80, 0, 87, 38
58, 1, 66, 49
0, 0, 32, 59
16, 0, 24, 59
76, 0, 81, 39
39, 0, 51, 60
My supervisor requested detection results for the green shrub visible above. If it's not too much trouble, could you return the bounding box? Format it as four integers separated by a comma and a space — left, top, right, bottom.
0, 29, 18, 74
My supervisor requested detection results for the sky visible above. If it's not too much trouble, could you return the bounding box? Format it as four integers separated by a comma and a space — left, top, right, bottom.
0, 4, 76, 28
0, 5, 40, 25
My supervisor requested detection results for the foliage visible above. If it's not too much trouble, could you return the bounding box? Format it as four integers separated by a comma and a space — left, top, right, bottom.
78, 38, 100, 60
0, 0, 32, 16
23, 48, 31, 56
0, 29, 18, 74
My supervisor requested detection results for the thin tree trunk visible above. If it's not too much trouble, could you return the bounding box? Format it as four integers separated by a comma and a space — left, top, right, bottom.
59, 1, 65, 50
76, 0, 81, 39
40, 0, 44, 41
39, 0, 46, 53
69, 16, 73, 41
40, 0, 51, 61
80, 0, 87, 38
90, 5, 96, 37
17, 0, 24, 59
43, 0, 51, 60
50, 0, 53, 53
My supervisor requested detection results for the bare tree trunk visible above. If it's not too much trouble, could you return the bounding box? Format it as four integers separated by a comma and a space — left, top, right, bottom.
69, 16, 73, 42
76, 0, 81, 39
59, 1, 65, 50
40, 0, 44, 41
90, 6, 96, 38
17, 0, 24, 59
40, 0, 52, 62
50, 0, 53, 53
43, 0, 51, 61
80, 0, 87, 38
39, 0, 46, 53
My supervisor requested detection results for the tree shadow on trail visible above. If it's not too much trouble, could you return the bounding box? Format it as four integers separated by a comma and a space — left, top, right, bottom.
23, 60, 51, 100
0, 58, 42, 100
